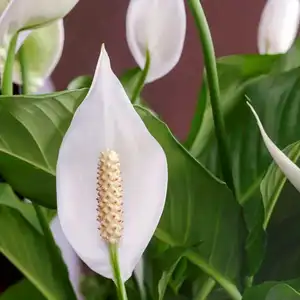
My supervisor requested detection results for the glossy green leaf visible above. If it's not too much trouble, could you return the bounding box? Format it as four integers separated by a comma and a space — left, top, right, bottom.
81, 275, 113, 300
243, 279, 300, 300
137, 107, 244, 297
0, 205, 75, 299
261, 141, 300, 228
0, 280, 45, 300
191, 65, 300, 277
158, 248, 185, 300
0, 90, 87, 208
266, 284, 300, 300
186, 39, 300, 151
0, 183, 40, 231
257, 184, 300, 282
67, 75, 92, 90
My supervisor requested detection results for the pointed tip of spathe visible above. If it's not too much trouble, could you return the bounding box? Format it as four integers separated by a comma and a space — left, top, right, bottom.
246, 101, 261, 126
87, 43, 112, 94
96, 43, 112, 72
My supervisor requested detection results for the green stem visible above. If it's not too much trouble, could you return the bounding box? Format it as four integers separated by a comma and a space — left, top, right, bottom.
33, 204, 77, 299
195, 278, 216, 300
131, 50, 150, 104
244, 276, 253, 289
19, 46, 30, 94
109, 243, 128, 300
1, 34, 18, 96
187, 0, 235, 195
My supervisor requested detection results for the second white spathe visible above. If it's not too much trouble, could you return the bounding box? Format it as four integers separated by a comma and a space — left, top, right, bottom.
247, 102, 300, 192
50, 217, 84, 300
126, 0, 186, 82
0, 0, 77, 47
258, 0, 300, 54
12, 20, 64, 92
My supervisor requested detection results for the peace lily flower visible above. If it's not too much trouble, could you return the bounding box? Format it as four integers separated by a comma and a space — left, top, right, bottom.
10, 20, 64, 92
258, 0, 300, 54
50, 217, 84, 300
247, 102, 300, 192
0, 0, 77, 48
57, 45, 168, 281
126, 0, 186, 82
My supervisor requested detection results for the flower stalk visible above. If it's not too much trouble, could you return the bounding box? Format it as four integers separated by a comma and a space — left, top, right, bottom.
1, 33, 18, 95
187, 0, 235, 195
19, 46, 29, 94
131, 50, 150, 104
109, 243, 128, 300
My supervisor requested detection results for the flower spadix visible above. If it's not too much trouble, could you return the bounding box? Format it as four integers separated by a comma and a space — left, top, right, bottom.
126, 0, 186, 82
247, 102, 300, 192
57, 45, 168, 281
258, 0, 300, 54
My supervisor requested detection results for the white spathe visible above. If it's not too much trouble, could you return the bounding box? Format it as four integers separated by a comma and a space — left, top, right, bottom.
37, 78, 55, 94
258, 0, 300, 54
50, 216, 84, 300
57, 45, 168, 281
247, 102, 300, 192
0, 0, 66, 92
126, 0, 186, 82
0, 0, 77, 47
13, 20, 64, 92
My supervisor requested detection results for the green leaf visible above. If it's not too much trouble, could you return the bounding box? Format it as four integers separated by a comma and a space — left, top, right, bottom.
261, 141, 300, 228
0, 280, 45, 300
243, 280, 300, 300
0, 183, 40, 231
266, 284, 300, 300
0, 205, 75, 299
186, 39, 300, 151
137, 107, 244, 298
191, 64, 300, 277
67, 75, 92, 90
0, 89, 87, 208
158, 248, 185, 300
257, 185, 300, 281
81, 275, 113, 300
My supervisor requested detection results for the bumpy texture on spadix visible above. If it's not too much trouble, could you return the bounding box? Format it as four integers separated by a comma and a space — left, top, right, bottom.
258, 0, 300, 54
126, 0, 186, 82
247, 102, 300, 192
97, 150, 123, 244
57, 45, 168, 281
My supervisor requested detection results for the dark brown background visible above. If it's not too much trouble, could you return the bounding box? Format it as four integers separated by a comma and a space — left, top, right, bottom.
53, 0, 265, 139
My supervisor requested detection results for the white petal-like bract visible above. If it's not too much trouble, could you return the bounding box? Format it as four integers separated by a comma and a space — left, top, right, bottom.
50, 217, 84, 300
258, 0, 300, 54
247, 102, 300, 192
126, 0, 186, 82
13, 20, 64, 92
57, 46, 168, 281
0, 0, 77, 45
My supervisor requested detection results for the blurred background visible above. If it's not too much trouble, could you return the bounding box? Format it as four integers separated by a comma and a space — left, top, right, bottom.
53, 0, 265, 140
